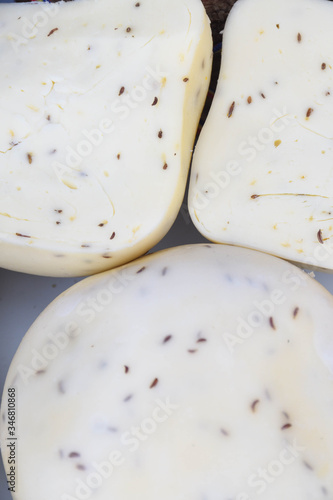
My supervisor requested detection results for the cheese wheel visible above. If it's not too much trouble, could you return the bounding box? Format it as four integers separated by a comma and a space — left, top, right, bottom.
189, 0, 333, 271
1, 244, 333, 500
0, 0, 212, 277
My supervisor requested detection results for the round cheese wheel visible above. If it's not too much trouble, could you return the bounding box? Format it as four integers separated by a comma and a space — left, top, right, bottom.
1, 244, 333, 500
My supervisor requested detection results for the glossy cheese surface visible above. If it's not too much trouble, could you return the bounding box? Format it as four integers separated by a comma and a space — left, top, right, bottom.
0, 0, 212, 277
1, 244, 333, 500
189, 0, 333, 271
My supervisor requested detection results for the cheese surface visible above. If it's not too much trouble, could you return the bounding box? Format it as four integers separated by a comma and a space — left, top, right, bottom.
0, 0, 212, 277
1, 244, 333, 500
189, 0, 333, 271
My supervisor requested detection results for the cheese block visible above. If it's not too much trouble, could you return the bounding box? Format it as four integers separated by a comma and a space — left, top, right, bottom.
188, 0, 333, 271
0, 0, 212, 277
1, 244, 333, 500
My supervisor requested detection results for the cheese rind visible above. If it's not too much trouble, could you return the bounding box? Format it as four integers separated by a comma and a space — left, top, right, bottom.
1, 244, 333, 500
189, 0, 333, 271
0, 0, 212, 277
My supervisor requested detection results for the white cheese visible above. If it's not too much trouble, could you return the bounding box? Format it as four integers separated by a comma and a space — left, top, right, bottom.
189, 0, 333, 271
1, 244, 333, 500
0, 0, 212, 277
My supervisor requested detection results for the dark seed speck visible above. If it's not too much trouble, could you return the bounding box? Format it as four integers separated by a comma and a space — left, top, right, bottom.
317, 229, 324, 244
47, 28, 58, 37
306, 108, 313, 118
228, 101, 235, 118
293, 307, 300, 318
16, 232, 31, 238
251, 400, 260, 412
150, 378, 159, 389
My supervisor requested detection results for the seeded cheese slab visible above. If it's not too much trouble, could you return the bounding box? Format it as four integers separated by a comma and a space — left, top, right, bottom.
1, 244, 333, 499
188, 0, 333, 271
0, 0, 212, 277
